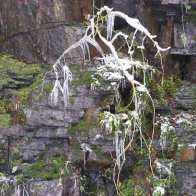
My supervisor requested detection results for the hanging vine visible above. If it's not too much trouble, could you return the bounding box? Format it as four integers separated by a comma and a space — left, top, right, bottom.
47, 6, 170, 195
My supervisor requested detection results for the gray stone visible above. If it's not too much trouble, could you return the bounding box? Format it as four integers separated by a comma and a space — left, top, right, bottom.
0, 125, 25, 137
30, 180, 63, 196
174, 22, 196, 50
175, 162, 196, 196
0, 0, 85, 64
24, 108, 84, 127
173, 82, 196, 110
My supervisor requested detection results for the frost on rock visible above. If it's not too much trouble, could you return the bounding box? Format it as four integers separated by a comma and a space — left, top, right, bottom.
153, 186, 165, 196
156, 116, 175, 153
154, 160, 172, 179
81, 143, 92, 169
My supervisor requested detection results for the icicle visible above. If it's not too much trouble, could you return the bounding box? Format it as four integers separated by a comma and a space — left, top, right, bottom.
107, 12, 115, 40
80, 43, 86, 61
85, 42, 91, 61
143, 70, 146, 86
115, 130, 121, 169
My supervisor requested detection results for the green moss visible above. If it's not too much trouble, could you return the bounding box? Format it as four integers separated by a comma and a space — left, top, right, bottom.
0, 172, 5, 177
151, 76, 180, 107
154, 83, 168, 106
0, 54, 41, 75
192, 188, 196, 194
69, 64, 80, 75
42, 82, 54, 93
148, 171, 176, 195
15, 155, 65, 181
90, 145, 102, 156
0, 114, 11, 127
0, 54, 47, 86
0, 53, 50, 111
72, 71, 94, 87
69, 98, 75, 105
11, 147, 20, 160
0, 139, 8, 172
120, 178, 145, 196
15, 174, 25, 183
68, 119, 98, 133
69, 63, 94, 87
87, 185, 107, 195
0, 100, 7, 113
163, 76, 177, 97
11, 88, 31, 107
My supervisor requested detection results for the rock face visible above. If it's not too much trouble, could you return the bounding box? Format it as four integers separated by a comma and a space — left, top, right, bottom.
0, 62, 115, 195
0, 0, 115, 65
0, 0, 195, 195
146, 0, 196, 81
0, 0, 90, 64
175, 162, 196, 196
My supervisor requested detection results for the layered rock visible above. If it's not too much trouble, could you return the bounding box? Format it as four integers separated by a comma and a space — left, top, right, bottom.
0, 0, 91, 64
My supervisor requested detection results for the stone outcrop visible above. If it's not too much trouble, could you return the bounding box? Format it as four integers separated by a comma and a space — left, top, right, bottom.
0, 63, 116, 195
146, 0, 196, 81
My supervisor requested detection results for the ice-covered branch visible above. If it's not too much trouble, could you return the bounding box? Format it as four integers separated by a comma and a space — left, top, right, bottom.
47, 6, 172, 194
49, 6, 169, 106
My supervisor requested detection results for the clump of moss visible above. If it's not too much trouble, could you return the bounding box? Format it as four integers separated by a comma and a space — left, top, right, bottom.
72, 71, 94, 87
0, 100, 7, 113
68, 119, 98, 133
150, 76, 180, 107
120, 178, 145, 196
0, 54, 42, 91
0, 114, 11, 127
0, 54, 50, 126
0, 54, 47, 103
69, 64, 80, 75
15, 155, 65, 182
0, 54, 41, 75
0, 139, 9, 172
192, 188, 196, 194
69, 98, 75, 105
163, 76, 178, 97
11, 88, 32, 107
155, 84, 169, 106
148, 171, 176, 196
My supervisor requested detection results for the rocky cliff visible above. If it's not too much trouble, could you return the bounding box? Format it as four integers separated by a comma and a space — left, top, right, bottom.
0, 0, 195, 195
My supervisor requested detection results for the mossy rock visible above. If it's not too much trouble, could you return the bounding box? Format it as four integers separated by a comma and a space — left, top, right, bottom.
0, 54, 41, 75
87, 185, 107, 195
68, 119, 99, 134
72, 71, 94, 87
14, 155, 65, 181
0, 114, 11, 127
68, 64, 94, 87
68, 64, 80, 75
149, 76, 181, 107
0, 54, 50, 126
0, 53, 47, 92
